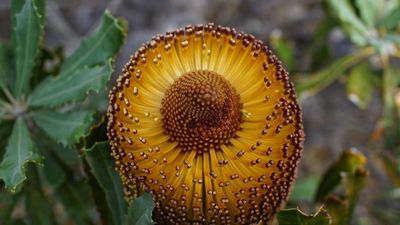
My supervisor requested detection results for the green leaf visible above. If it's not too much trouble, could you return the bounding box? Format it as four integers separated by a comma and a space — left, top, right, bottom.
0, 121, 13, 158
382, 66, 399, 148
0, 43, 15, 90
355, 0, 378, 27
315, 148, 367, 202
84, 142, 127, 225
125, 192, 154, 225
25, 188, 55, 225
296, 48, 374, 100
346, 63, 376, 109
289, 176, 319, 202
37, 150, 66, 189
379, 7, 400, 30
56, 180, 94, 225
326, 0, 370, 46
0, 118, 41, 192
13, 0, 46, 97
32, 110, 94, 147
0, 191, 18, 223
61, 10, 126, 75
29, 60, 113, 107
270, 33, 296, 72
277, 206, 331, 225
342, 168, 368, 217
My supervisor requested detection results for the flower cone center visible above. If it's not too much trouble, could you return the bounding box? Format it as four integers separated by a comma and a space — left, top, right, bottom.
161, 70, 242, 153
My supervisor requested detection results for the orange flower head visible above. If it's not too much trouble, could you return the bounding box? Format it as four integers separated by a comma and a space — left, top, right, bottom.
107, 23, 304, 225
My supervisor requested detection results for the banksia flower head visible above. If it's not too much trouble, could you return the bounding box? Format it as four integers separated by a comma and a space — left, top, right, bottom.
107, 23, 304, 224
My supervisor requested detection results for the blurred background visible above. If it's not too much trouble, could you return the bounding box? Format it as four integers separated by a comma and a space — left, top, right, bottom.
1, 0, 399, 224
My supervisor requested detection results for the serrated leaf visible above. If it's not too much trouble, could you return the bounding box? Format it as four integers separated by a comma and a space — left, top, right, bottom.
277, 206, 331, 225
296, 48, 374, 100
61, 10, 126, 75
84, 142, 127, 225
0, 118, 41, 192
25, 188, 55, 225
125, 192, 154, 225
326, 0, 370, 46
13, 0, 46, 97
315, 148, 367, 202
29, 60, 113, 107
346, 63, 376, 109
0, 43, 15, 90
32, 110, 94, 147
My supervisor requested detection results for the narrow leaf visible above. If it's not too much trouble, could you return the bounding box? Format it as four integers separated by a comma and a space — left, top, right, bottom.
25, 188, 55, 225
346, 63, 376, 109
56, 179, 94, 225
315, 148, 367, 201
84, 142, 127, 225
379, 7, 400, 30
296, 48, 374, 100
0, 43, 15, 90
61, 10, 126, 75
0, 118, 41, 192
125, 192, 154, 225
382, 66, 399, 148
29, 60, 113, 107
0, 191, 18, 223
32, 110, 94, 147
326, 0, 370, 45
13, 0, 46, 97
355, 0, 378, 27
277, 206, 331, 225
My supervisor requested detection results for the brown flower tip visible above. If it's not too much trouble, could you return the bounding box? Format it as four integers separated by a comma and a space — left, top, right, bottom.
107, 23, 304, 225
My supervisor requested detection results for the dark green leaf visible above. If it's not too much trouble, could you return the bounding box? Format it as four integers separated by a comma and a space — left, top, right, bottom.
56, 179, 94, 225
13, 0, 46, 97
84, 142, 127, 225
0, 43, 15, 90
326, 0, 370, 45
296, 48, 374, 100
60, 11, 126, 75
382, 66, 399, 148
0, 118, 41, 192
315, 149, 367, 202
32, 110, 94, 147
379, 7, 400, 30
346, 63, 376, 109
37, 150, 66, 189
0, 191, 18, 223
0, 121, 13, 159
29, 60, 113, 107
125, 192, 154, 225
25, 188, 55, 225
277, 206, 331, 225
